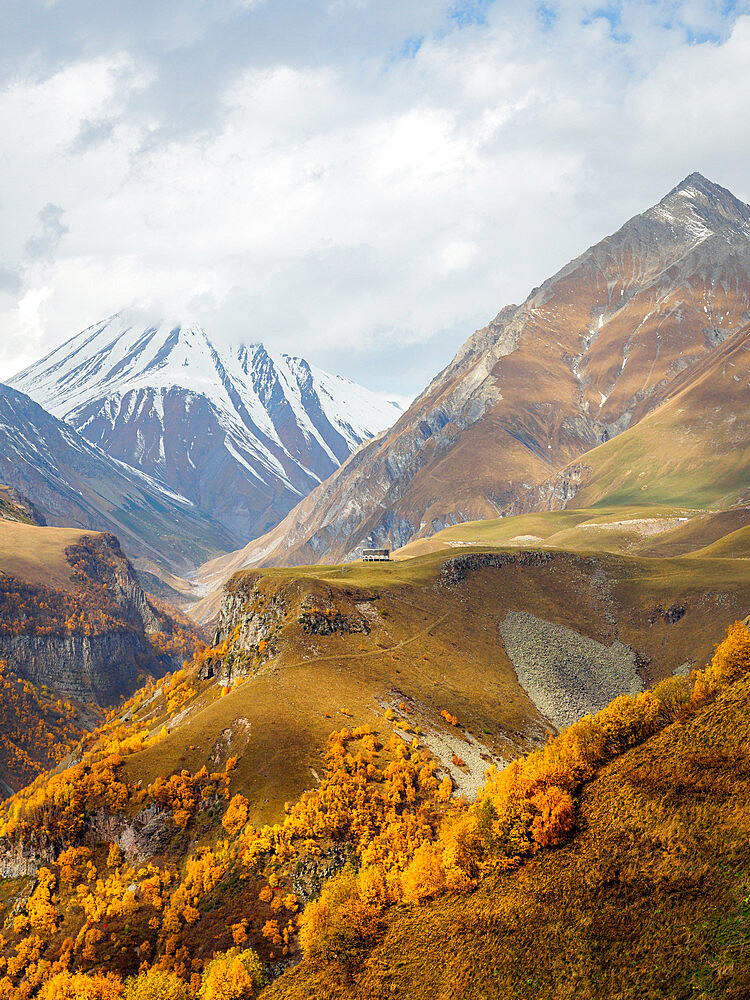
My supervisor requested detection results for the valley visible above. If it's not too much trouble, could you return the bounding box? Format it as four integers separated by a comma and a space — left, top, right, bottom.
0, 172, 746, 998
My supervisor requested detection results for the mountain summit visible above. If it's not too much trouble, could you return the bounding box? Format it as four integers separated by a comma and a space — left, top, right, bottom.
11, 315, 401, 545
200, 173, 750, 578
658, 171, 750, 231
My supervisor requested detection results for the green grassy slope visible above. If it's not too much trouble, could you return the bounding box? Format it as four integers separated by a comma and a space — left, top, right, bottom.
394, 505, 702, 560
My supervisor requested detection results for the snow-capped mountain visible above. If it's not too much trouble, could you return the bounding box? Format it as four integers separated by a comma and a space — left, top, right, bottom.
11, 316, 402, 544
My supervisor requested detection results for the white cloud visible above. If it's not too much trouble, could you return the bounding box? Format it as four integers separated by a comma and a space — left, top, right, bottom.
0, 1, 749, 396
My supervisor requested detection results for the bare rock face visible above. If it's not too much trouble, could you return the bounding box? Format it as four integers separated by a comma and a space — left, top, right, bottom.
298, 606, 370, 636
0, 632, 151, 704
204, 173, 750, 580
0, 839, 55, 879
438, 550, 555, 587
498, 611, 644, 730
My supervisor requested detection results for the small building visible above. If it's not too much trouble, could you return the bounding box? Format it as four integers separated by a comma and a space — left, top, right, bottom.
362, 548, 390, 562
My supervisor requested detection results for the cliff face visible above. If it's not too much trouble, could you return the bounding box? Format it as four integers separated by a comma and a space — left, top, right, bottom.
0, 632, 151, 704
0, 531, 192, 706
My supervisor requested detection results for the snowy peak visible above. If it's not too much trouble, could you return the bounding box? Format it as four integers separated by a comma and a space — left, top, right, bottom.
10, 314, 401, 546
650, 171, 750, 241
663, 172, 750, 216
15, 315, 232, 419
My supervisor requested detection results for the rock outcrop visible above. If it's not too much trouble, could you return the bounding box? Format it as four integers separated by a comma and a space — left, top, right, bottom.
0, 533, 188, 704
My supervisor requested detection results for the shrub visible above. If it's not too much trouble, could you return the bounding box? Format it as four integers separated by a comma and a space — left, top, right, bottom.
124, 969, 190, 1000
199, 948, 267, 1000
530, 786, 575, 847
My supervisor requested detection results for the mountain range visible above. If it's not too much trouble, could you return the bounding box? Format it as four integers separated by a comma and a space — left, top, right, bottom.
0, 172, 748, 997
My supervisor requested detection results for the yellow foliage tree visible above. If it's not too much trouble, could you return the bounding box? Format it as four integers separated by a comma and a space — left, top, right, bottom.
299, 866, 383, 971
400, 841, 445, 904
199, 948, 266, 1000
222, 794, 249, 837
530, 786, 575, 847
123, 969, 190, 1000
37, 971, 123, 999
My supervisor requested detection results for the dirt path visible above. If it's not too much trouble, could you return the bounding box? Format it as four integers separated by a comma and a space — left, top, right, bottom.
283, 612, 451, 669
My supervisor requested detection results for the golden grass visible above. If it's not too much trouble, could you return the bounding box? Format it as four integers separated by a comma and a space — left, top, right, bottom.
267, 672, 750, 1000
0, 522, 95, 590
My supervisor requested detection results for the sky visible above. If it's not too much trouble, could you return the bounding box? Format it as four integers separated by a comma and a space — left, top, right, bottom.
1, 0, 750, 399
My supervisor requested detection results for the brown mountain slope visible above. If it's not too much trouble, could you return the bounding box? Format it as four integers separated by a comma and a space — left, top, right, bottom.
198, 173, 750, 590
0, 521, 205, 790
515, 320, 749, 514
392, 324, 749, 563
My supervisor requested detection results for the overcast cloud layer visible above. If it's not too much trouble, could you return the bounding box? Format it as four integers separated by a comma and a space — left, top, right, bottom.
1, 0, 750, 397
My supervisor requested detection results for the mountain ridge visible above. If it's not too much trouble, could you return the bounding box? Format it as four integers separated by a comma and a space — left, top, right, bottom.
0, 382, 233, 575
196, 172, 750, 586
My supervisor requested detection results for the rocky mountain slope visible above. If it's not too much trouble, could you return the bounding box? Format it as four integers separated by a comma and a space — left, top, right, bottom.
204, 173, 750, 578
0, 382, 232, 575
11, 315, 401, 545
510, 319, 750, 515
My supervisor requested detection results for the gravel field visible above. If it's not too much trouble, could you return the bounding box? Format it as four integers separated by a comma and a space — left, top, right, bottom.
499, 611, 643, 730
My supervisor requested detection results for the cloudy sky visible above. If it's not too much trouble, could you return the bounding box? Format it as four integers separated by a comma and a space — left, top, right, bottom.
1, 0, 749, 398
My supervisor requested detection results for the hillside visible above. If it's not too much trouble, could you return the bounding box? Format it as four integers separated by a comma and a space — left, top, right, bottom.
393, 501, 750, 563
268, 620, 750, 1000
0, 517, 208, 792
0, 601, 744, 997
514, 321, 749, 515
0, 519, 205, 788
11, 315, 401, 546
199, 173, 750, 582
0, 664, 86, 796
